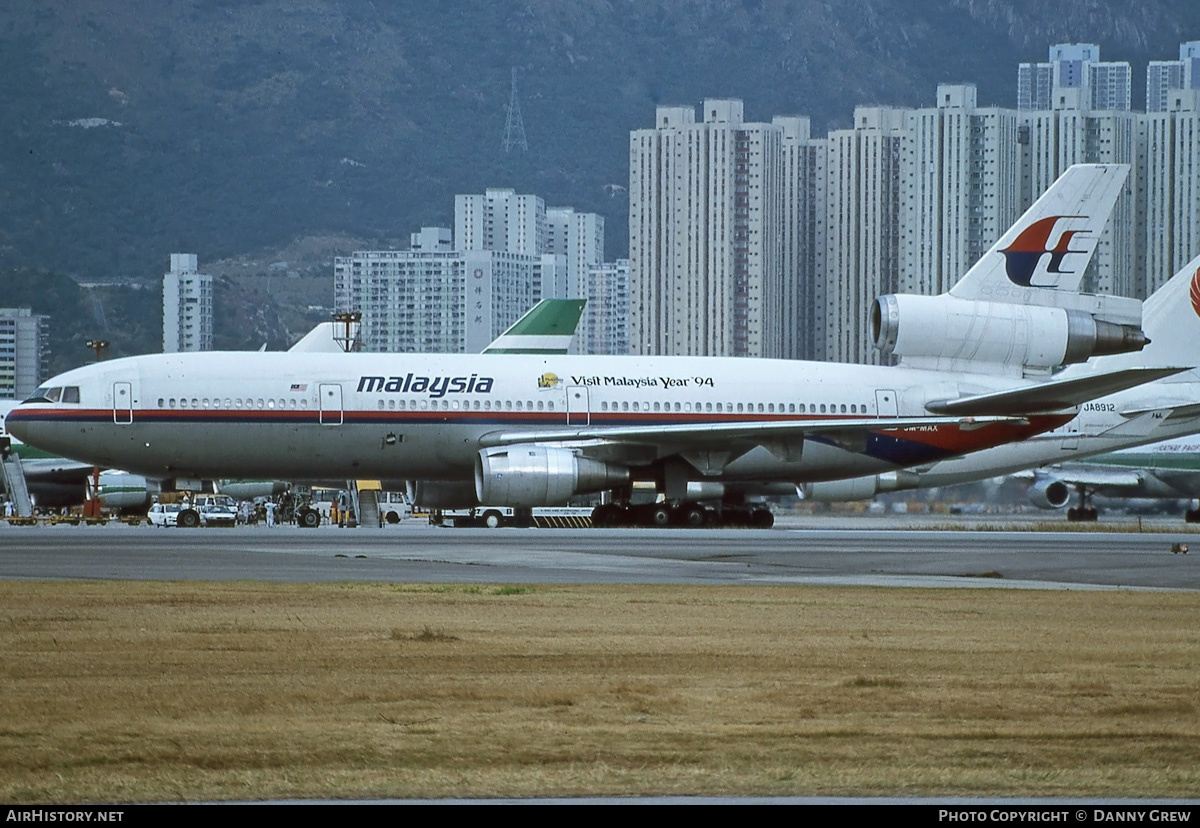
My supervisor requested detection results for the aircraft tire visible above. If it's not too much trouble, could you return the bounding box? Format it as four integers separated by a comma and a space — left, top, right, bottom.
751, 508, 775, 529
177, 509, 200, 529
591, 504, 622, 528
650, 506, 673, 528
683, 505, 707, 528
483, 510, 504, 529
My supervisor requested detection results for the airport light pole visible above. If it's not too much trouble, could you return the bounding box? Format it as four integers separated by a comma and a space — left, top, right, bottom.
85, 339, 109, 363
332, 312, 361, 353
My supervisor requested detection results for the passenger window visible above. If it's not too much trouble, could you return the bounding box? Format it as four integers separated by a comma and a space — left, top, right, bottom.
378, 400, 385, 410
158, 398, 165, 408
169, 398, 176, 408
547, 401, 554, 411
180, 398, 188, 409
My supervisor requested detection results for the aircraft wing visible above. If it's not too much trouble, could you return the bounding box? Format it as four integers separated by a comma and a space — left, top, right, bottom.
478, 414, 1025, 467
1035, 466, 1144, 489
924, 367, 1187, 416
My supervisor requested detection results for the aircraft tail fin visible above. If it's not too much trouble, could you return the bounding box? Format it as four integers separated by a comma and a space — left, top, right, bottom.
483, 299, 586, 354
949, 164, 1128, 302
1082, 254, 1200, 371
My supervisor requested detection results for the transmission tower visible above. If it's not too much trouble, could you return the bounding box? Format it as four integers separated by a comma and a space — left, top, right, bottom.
502, 67, 528, 153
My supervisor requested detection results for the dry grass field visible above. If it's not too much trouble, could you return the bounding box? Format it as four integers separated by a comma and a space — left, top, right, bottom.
2, 581, 1198, 802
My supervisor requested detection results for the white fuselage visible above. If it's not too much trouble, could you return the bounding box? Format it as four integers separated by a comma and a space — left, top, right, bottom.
7, 352, 1070, 489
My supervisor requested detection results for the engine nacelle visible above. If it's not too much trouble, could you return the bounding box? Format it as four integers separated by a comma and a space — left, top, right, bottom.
872, 294, 1147, 372
797, 471, 920, 503
406, 480, 479, 510
217, 480, 290, 499
96, 471, 156, 510
1028, 477, 1071, 510
475, 445, 630, 507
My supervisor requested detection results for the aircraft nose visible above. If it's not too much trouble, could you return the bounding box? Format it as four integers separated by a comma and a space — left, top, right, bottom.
5, 409, 38, 445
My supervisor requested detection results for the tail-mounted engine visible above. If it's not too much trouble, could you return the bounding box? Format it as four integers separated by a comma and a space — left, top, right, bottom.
872, 293, 1147, 375
476, 445, 630, 508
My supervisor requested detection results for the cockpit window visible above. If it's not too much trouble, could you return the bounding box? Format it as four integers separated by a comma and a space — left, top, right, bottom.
24, 387, 52, 403
45, 387, 62, 403
62, 386, 80, 404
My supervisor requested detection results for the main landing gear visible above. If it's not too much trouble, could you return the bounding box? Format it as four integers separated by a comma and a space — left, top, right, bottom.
591, 501, 774, 529
1066, 484, 1098, 522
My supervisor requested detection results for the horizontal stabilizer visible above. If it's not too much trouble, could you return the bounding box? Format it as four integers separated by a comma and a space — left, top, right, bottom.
925, 366, 1187, 416
1117, 401, 1200, 421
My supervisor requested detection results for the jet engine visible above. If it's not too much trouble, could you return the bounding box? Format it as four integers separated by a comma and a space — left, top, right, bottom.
872, 294, 1147, 371
1027, 477, 1071, 510
796, 471, 920, 503
96, 471, 157, 511
475, 445, 630, 507
406, 480, 479, 510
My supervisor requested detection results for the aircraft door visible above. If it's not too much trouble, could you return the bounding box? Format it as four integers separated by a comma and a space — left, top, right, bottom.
566, 386, 589, 426
875, 389, 898, 418
1059, 419, 1080, 450
319, 383, 343, 426
113, 382, 133, 425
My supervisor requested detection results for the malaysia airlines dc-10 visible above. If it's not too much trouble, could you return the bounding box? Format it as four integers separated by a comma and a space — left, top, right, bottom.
7, 165, 1181, 526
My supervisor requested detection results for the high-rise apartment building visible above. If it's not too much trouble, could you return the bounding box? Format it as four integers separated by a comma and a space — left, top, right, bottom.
0, 308, 47, 399
545, 206, 606, 352
1019, 43, 1131, 112
629, 99, 787, 358
823, 106, 907, 364
455, 188, 547, 256
334, 227, 563, 354
162, 254, 213, 353
903, 85, 1021, 297
776, 116, 826, 361
581, 259, 630, 355
1147, 41, 1200, 113
1141, 87, 1200, 293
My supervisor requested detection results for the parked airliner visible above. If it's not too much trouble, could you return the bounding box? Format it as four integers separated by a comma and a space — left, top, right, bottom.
799, 253, 1200, 521
8, 165, 1179, 526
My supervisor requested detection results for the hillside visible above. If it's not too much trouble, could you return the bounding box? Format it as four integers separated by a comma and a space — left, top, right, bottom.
0, 1, 1194, 371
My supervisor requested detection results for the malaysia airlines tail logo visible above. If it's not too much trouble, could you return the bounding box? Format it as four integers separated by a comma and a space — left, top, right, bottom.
1001, 215, 1091, 287
1190, 265, 1200, 319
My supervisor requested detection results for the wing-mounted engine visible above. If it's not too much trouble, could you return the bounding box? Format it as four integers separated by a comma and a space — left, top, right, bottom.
796, 471, 920, 503
475, 445, 630, 508
872, 292, 1147, 376
1027, 477, 1071, 510
406, 480, 479, 510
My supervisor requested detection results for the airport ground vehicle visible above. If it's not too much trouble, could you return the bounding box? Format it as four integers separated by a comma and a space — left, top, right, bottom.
147, 502, 181, 527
